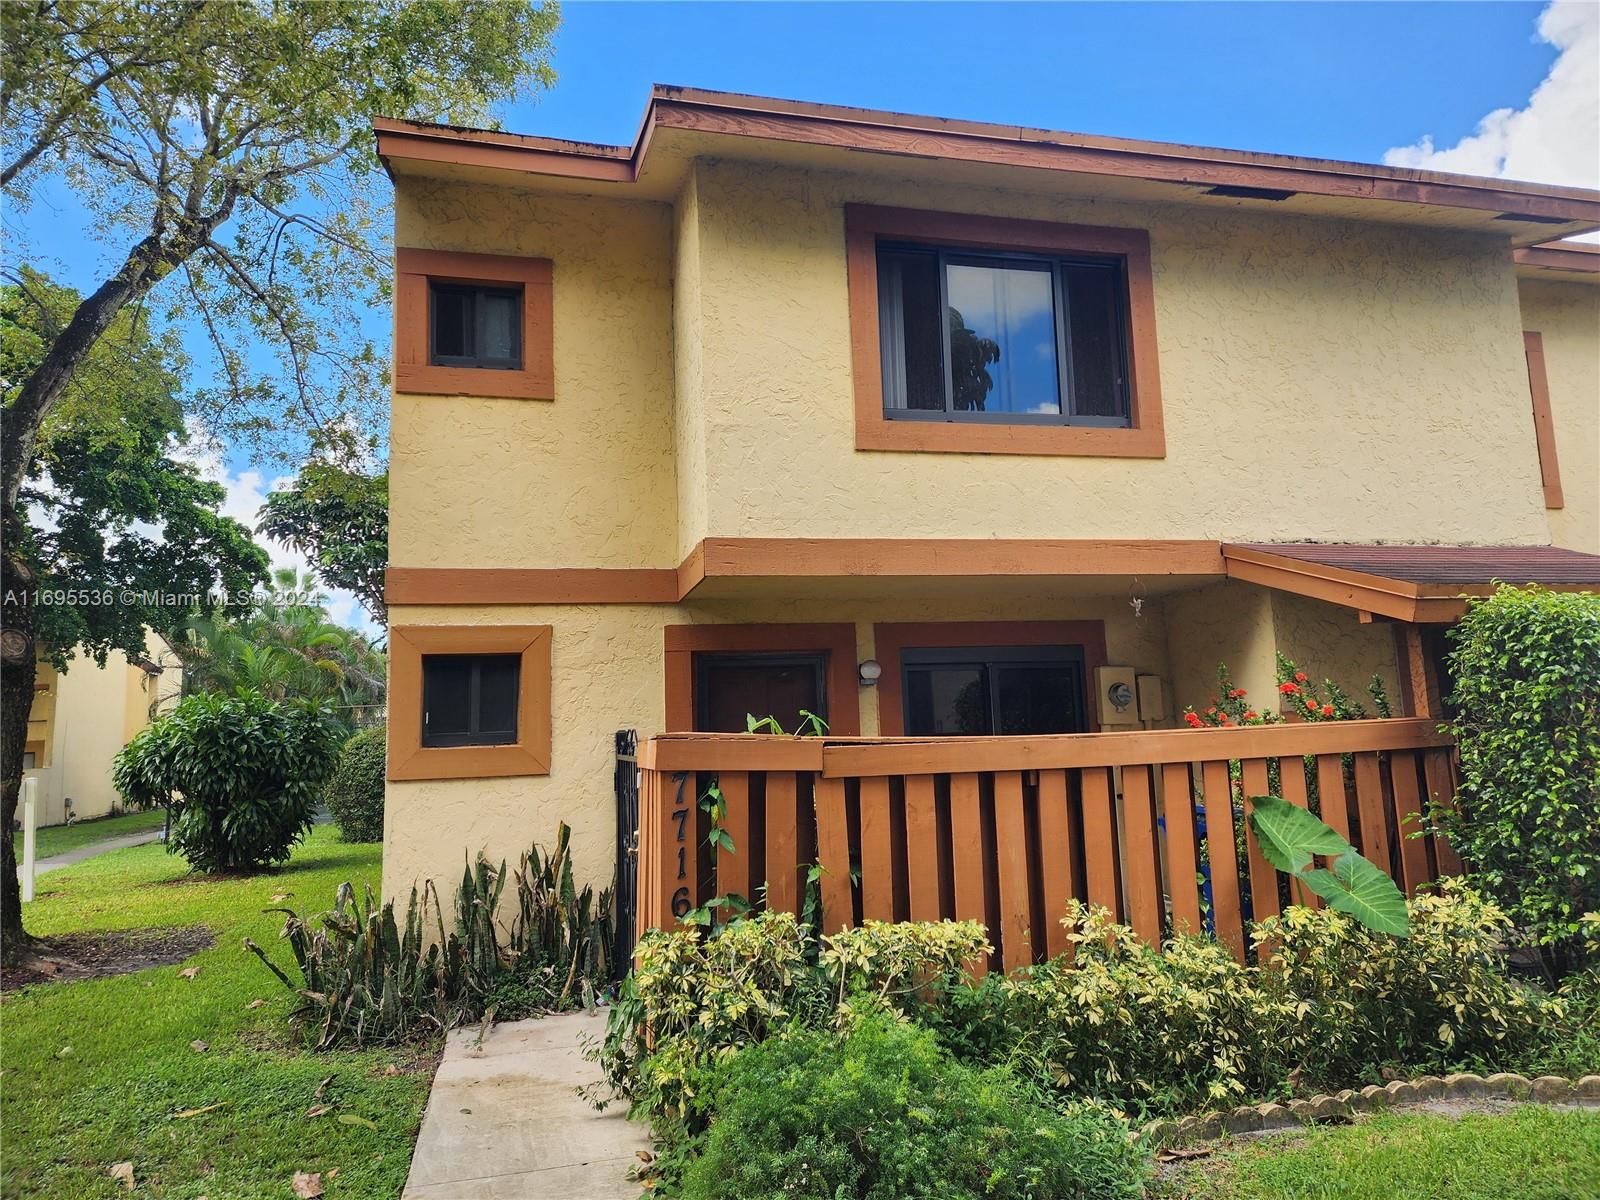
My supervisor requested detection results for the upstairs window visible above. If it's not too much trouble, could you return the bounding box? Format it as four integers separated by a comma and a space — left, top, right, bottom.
877, 244, 1130, 425
429, 282, 523, 370
422, 653, 520, 747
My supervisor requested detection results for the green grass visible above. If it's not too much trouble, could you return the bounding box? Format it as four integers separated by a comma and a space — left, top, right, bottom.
31, 808, 167, 860
1160, 1106, 1600, 1200
2, 826, 431, 1200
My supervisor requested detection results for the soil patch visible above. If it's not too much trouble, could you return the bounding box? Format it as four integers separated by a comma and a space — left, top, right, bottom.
1, 924, 213, 992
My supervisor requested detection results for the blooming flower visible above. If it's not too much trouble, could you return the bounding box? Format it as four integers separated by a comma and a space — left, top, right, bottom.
1305, 697, 1319, 712
1244, 711, 1258, 720
1185, 712, 1204, 728
1321, 704, 1335, 717
1229, 688, 1247, 699
1295, 672, 1308, 683
1279, 682, 1299, 694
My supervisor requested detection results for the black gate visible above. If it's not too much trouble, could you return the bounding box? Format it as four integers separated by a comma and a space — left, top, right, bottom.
612, 728, 640, 976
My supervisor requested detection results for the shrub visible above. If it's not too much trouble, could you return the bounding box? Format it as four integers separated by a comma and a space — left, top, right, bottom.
323, 726, 386, 842
1443, 585, 1600, 977
113, 692, 342, 872
1254, 879, 1551, 1084
671, 1012, 1149, 1200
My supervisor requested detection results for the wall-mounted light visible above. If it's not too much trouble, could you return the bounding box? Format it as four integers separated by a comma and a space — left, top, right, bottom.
858, 659, 883, 687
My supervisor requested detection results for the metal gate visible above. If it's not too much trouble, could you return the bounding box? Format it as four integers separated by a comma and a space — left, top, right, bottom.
612, 728, 640, 975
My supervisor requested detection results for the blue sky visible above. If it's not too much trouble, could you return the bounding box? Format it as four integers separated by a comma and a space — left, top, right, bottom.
13, 2, 1596, 636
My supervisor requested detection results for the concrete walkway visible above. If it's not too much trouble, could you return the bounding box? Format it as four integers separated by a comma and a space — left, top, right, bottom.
403, 1009, 649, 1199
34, 829, 164, 876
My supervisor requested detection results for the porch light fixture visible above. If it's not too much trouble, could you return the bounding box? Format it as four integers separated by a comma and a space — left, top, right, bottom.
858, 659, 883, 687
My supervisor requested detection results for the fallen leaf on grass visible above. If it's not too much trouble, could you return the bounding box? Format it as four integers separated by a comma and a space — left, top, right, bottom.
109, 1162, 134, 1190
382, 1064, 399, 1076
270, 892, 292, 903
314, 1074, 335, 1100
636, 1150, 655, 1164
305, 1105, 332, 1119
1155, 1147, 1214, 1163
327, 1168, 340, 1179
337, 1113, 377, 1130
246, 999, 266, 1010
291, 1171, 323, 1198
190, 1040, 209, 1053
172, 1102, 228, 1119
56, 1046, 73, 1059
178, 966, 200, 980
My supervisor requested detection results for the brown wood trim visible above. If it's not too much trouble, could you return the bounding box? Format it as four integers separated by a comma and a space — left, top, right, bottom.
394, 247, 554, 400
385, 539, 1226, 605
1522, 331, 1565, 509
871, 620, 1110, 736
1514, 243, 1600, 276
845, 205, 1165, 458
385, 567, 676, 606
663, 623, 861, 735
1222, 544, 1425, 622
388, 625, 552, 781
1392, 624, 1442, 719
375, 89, 1600, 230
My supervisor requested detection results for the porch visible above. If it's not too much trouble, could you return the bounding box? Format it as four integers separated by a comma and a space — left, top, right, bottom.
632, 716, 1462, 971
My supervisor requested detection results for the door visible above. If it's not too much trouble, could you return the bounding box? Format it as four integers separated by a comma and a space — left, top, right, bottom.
901, 645, 1087, 736
692, 651, 828, 733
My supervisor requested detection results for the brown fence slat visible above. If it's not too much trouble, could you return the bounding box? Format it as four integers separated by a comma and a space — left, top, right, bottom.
1241, 757, 1280, 924
1316, 754, 1352, 841
1201, 759, 1246, 961
1273, 757, 1320, 907
1036, 768, 1078, 958
765, 771, 800, 914
1422, 749, 1464, 875
949, 772, 986, 922
1352, 751, 1390, 870
1080, 766, 1119, 918
858, 776, 895, 921
993, 771, 1033, 971
1388, 750, 1432, 894
814, 776, 853, 932
1121, 765, 1163, 944
1161, 762, 1204, 936
717, 771, 752, 902
904, 774, 942, 921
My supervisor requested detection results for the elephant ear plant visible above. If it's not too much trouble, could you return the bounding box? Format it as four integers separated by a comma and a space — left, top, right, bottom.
1247, 794, 1410, 936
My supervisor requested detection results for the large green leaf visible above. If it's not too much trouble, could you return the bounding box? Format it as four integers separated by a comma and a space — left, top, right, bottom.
1247, 794, 1353, 874
1300, 851, 1411, 936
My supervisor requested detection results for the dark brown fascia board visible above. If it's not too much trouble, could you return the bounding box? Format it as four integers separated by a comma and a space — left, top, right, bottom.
1513, 241, 1600, 279
374, 86, 1600, 232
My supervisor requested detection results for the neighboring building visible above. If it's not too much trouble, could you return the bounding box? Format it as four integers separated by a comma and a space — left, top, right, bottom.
374, 87, 1600, 905
24, 632, 177, 827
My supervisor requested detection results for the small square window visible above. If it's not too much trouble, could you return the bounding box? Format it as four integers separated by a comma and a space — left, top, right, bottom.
428, 283, 523, 370
422, 653, 520, 747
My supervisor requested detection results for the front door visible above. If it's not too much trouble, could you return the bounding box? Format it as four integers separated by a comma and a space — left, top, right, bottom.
901, 644, 1087, 736
692, 651, 828, 733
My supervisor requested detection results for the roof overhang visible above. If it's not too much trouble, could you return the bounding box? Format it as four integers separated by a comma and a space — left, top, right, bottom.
374, 86, 1600, 245
1223, 543, 1600, 623
1514, 240, 1600, 284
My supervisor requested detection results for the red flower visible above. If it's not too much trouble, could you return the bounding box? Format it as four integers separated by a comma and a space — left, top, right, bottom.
1206, 706, 1218, 715
1229, 688, 1247, 699
1305, 697, 1319, 712
1221, 715, 1234, 726
1184, 712, 1204, 728
1279, 682, 1299, 694
1243, 711, 1258, 720
1321, 704, 1335, 717
1295, 671, 1308, 683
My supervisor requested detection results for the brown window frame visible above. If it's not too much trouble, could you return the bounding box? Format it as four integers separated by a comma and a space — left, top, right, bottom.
395, 247, 553, 400
845, 205, 1164, 457
389, 625, 552, 780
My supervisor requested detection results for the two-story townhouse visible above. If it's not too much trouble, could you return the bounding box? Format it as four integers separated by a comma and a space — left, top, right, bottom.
374, 87, 1600, 913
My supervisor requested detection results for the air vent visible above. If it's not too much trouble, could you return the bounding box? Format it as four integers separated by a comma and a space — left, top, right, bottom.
1493, 212, 1570, 224
1202, 184, 1296, 201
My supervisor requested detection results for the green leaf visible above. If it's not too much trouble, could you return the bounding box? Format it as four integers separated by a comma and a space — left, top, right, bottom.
1300, 851, 1410, 936
1247, 794, 1353, 874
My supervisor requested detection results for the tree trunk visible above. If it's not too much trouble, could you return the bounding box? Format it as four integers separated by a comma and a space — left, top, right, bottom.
1, 505, 38, 966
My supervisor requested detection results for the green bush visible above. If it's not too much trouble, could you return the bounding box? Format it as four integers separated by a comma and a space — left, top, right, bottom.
323, 726, 386, 842
671, 1012, 1149, 1200
113, 692, 343, 872
1443, 585, 1600, 978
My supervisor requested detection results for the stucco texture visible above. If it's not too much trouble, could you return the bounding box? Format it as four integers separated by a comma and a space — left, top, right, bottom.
685, 158, 1553, 546
390, 184, 678, 569
1518, 278, 1600, 555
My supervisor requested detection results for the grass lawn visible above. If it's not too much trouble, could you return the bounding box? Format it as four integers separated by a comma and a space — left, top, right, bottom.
2, 826, 433, 1200
32, 809, 167, 860
1159, 1105, 1600, 1200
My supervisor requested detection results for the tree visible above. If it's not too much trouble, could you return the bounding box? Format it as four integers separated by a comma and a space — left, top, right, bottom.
259, 463, 388, 625
1, 271, 271, 956
1, 0, 557, 959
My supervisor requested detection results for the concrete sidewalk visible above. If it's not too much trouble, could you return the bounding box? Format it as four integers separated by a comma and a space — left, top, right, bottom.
35, 828, 164, 876
403, 1009, 648, 1199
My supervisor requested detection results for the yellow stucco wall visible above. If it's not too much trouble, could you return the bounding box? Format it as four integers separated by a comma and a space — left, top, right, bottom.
686, 158, 1553, 546
382, 590, 1175, 904
390, 183, 679, 570
1517, 279, 1600, 555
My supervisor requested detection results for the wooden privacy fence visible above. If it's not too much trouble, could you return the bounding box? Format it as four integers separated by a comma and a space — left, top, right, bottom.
635, 719, 1462, 972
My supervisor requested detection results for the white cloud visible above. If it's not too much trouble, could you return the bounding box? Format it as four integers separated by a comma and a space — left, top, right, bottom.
1383, 2, 1599, 208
